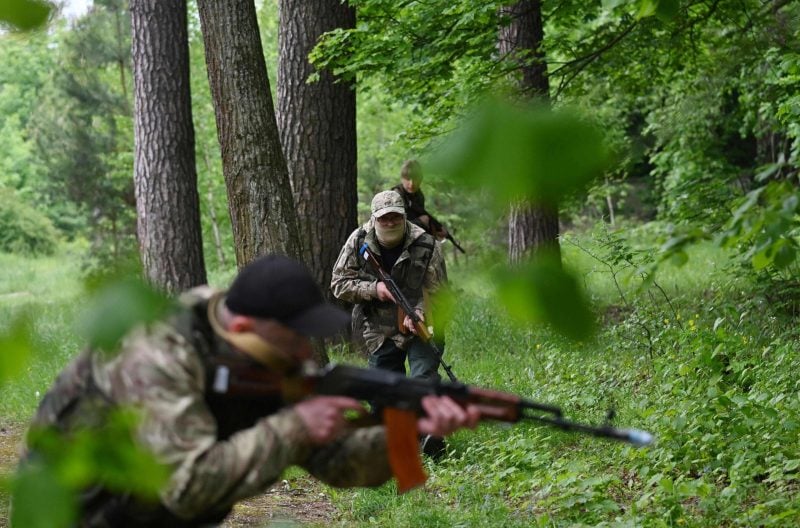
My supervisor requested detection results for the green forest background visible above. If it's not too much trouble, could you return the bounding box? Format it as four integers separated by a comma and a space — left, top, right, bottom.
2, 0, 800, 526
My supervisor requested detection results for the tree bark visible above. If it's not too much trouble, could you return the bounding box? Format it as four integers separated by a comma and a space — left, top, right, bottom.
197, 0, 302, 266
277, 0, 357, 298
508, 201, 560, 262
499, 0, 561, 264
131, 0, 207, 293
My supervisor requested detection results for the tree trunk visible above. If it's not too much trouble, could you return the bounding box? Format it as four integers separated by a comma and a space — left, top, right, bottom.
197, 0, 302, 266
508, 201, 560, 262
499, 0, 561, 264
131, 0, 207, 293
277, 0, 357, 298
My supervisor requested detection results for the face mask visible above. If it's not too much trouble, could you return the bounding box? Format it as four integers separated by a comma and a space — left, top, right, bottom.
374, 218, 405, 247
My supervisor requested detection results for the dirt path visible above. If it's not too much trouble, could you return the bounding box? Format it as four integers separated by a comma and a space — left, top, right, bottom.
1, 422, 338, 527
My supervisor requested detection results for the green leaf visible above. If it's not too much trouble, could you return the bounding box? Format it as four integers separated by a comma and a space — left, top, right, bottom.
751, 246, 773, 270
79, 278, 176, 354
429, 284, 457, 332
11, 463, 77, 528
669, 250, 688, 267
26, 409, 169, 500
655, 0, 679, 21
772, 241, 796, 269
494, 255, 595, 341
0, 314, 33, 386
431, 99, 611, 209
635, 0, 658, 18
0, 0, 52, 31
636, 0, 678, 20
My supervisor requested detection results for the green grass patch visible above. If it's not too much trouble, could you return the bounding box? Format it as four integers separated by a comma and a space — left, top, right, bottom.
3, 226, 800, 527
0, 248, 85, 422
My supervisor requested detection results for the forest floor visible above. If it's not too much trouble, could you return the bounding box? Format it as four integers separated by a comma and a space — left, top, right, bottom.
0, 420, 337, 528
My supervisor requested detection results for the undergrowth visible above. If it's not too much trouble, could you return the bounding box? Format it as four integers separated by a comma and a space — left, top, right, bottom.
2, 225, 800, 526
326, 226, 800, 527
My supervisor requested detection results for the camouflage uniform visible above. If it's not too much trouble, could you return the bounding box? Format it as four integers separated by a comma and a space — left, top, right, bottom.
331, 219, 446, 379
28, 287, 391, 527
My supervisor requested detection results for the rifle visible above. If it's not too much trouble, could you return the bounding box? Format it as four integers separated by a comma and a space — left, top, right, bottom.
427, 214, 466, 254
210, 360, 655, 493
358, 243, 458, 382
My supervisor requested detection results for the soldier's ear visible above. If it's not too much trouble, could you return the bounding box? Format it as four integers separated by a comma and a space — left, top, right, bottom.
228, 315, 254, 333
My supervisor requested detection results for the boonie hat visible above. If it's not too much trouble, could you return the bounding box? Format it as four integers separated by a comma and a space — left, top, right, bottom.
371, 190, 406, 218
225, 255, 350, 338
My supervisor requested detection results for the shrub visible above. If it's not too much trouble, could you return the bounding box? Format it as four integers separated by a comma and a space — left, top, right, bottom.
0, 188, 59, 256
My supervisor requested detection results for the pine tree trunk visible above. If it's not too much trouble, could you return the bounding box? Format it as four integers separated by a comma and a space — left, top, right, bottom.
197, 0, 302, 266
277, 0, 357, 298
498, 0, 561, 264
131, 0, 207, 293
508, 201, 560, 262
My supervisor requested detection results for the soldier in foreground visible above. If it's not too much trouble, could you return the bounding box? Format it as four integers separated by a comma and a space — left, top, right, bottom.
331, 190, 449, 456
25, 255, 478, 527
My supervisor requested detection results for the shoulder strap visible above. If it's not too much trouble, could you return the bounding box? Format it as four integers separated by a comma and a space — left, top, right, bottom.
409, 233, 436, 269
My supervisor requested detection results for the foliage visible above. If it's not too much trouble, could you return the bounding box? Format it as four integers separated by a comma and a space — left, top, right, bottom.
0, 0, 52, 31
0, 188, 59, 256
1, 250, 174, 528
13, 409, 169, 528
427, 98, 612, 339
326, 225, 800, 527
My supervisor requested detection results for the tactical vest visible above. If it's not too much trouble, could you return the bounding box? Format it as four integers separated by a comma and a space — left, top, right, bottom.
175, 294, 286, 441
354, 226, 436, 300
352, 226, 435, 353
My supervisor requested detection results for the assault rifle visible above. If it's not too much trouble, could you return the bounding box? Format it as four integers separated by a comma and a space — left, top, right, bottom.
210, 360, 655, 493
427, 213, 466, 254
359, 243, 458, 382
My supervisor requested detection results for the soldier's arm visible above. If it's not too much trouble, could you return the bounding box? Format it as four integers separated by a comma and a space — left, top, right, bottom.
301, 426, 393, 487
330, 230, 379, 303
414, 242, 446, 315
112, 329, 317, 520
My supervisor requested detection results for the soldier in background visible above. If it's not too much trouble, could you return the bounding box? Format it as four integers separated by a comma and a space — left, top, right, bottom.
25, 254, 477, 527
391, 159, 449, 241
331, 191, 449, 458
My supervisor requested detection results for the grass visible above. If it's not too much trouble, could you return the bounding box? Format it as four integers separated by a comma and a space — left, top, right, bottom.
2, 227, 800, 527
323, 232, 800, 527
0, 248, 85, 421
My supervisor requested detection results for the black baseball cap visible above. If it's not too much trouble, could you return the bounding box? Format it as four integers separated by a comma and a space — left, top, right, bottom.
224, 254, 350, 338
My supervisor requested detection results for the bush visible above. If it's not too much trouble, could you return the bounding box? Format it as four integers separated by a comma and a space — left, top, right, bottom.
0, 189, 59, 256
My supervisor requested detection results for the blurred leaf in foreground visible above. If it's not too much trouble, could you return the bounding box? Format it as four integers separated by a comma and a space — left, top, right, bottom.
430, 99, 612, 209
0, 0, 52, 31
0, 314, 33, 386
429, 284, 457, 333
79, 277, 176, 354
494, 254, 595, 341
16, 409, 169, 527
10, 462, 76, 528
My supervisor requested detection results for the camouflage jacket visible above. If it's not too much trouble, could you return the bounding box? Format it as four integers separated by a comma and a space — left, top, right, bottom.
28, 287, 391, 525
331, 220, 446, 353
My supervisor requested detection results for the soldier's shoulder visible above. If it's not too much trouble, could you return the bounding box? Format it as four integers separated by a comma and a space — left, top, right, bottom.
407, 222, 434, 244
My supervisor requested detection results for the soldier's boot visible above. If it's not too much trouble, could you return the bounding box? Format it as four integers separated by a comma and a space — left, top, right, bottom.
420, 435, 446, 461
